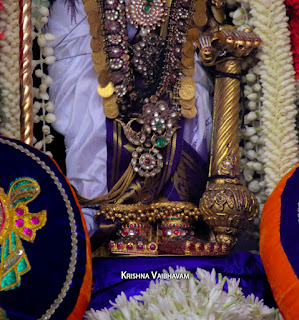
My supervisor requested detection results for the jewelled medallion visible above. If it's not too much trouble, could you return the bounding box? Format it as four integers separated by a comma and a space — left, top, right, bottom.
0, 178, 46, 291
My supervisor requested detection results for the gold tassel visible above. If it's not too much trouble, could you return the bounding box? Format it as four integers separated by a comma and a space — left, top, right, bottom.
76, 164, 136, 206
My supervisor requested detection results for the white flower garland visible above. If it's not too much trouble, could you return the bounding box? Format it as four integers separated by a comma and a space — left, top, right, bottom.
0, 0, 56, 152
0, 0, 21, 139
32, 1, 56, 156
85, 267, 282, 320
249, 0, 299, 194
227, 0, 267, 247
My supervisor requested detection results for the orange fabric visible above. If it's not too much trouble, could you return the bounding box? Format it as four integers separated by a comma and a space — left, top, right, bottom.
260, 164, 299, 320
67, 183, 93, 320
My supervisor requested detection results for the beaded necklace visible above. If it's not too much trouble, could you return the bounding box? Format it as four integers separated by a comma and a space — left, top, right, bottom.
85, 0, 208, 181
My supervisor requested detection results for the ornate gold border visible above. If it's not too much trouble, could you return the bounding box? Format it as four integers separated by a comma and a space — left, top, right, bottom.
19, 0, 33, 146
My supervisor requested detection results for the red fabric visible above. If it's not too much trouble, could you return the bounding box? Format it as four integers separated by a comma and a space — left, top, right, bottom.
286, 0, 299, 79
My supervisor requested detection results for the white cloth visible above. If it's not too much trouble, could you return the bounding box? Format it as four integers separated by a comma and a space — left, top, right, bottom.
46, 0, 213, 235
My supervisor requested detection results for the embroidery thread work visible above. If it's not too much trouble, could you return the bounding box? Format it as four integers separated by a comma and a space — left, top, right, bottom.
0, 178, 46, 291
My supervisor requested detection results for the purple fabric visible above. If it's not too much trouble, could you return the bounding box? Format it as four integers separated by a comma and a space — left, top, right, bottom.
106, 119, 208, 204
88, 252, 276, 311
280, 166, 299, 279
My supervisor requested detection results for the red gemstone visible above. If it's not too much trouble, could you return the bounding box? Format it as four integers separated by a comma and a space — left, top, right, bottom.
15, 219, 24, 228
144, 158, 151, 165
109, 242, 115, 248
207, 243, 214, 252
15, 208, 24, 216
150, 244, 157, 251
174, 230, 179, 235
188, 243, 195, 251
135, 230, 140, 236
127, 243, 133, 250
122, 230, 128, 236
217, 245, 223, 252
137, 243, 143, 250
31, 216, 40, 225
198, 243, 204, 251
162, 230, 167, 236
117, 242, 123, 249
130, 224, 133, 228
24, 228, 32, 237
176, 224, 180, 228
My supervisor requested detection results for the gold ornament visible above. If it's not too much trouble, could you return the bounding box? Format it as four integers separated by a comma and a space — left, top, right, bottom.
84, 0, 98, 14
181, 107, 197, 119
179, 77, 196, 100
92, 51, 107, 64
97, 82, 115, 98
103, 95, 119, 119
179, 97, 196, 110
193, 11, 208, 27
182, 66, 196, 76
181, 56, 195, 69
182, 42, 196, 58
87, 11, 101, 24
186, 28, 200, 42
90, 38, 104, 52
98, 70, 111, 87
194, 0, 207, 11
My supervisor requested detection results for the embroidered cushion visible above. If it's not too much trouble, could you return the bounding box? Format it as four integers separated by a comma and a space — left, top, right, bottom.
260, 164, 299, 320
0, 136, 92, 320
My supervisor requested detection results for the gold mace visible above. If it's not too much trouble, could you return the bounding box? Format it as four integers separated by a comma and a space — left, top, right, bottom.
199, 57, 259, 247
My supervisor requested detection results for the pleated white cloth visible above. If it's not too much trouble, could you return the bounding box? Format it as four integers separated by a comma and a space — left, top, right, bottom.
46, 0, 213, 235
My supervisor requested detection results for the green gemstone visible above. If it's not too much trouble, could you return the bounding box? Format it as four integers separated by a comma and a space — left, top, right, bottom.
156, 121, 162, 127
150, 37, 156, 42
144, 4, 150, 11
171, 217, 175, 221
157, 137, 166, 147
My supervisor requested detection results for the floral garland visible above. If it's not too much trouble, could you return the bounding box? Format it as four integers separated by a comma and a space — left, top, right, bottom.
229, 0, 299, 197
227, 0, 266, 249
32, 0, 56, 156
85, 267, 282, 320
0, 0, 21, 139
249, 0, 299, 194
0, 0, 55, 152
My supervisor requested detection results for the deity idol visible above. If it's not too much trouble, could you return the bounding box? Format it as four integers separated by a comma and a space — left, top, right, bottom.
46, 0, 260, 255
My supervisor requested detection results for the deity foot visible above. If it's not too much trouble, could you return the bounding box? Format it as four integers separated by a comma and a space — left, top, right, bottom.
96, 202, 202, 255
199, 180, 259, 247
157, 215, 230, 256
109, 220, 158, 255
